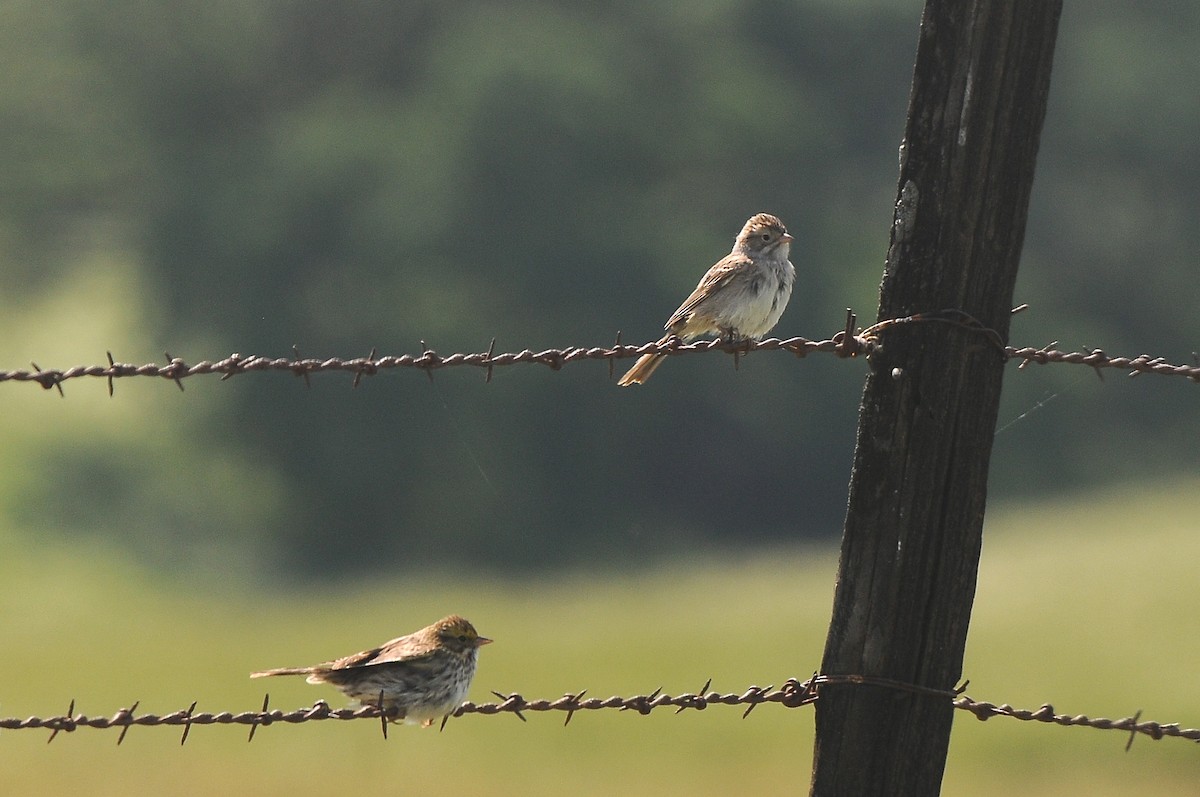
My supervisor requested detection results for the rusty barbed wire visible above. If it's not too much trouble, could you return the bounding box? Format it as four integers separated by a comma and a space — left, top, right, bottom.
3, 675, 1196, 750
0, 332, 861, 395
1, 310, 1196, 394
0, 680, 815, 745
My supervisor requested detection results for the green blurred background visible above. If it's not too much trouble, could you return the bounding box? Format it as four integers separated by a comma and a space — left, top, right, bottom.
2, 1, 1198, 793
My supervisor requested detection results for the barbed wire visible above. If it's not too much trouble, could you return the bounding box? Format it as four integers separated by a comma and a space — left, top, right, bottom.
3, 675, 1195, 749
1, 309, 1196, 394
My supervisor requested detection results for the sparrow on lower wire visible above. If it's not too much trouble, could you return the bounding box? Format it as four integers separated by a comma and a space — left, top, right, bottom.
250, 615, 491, 727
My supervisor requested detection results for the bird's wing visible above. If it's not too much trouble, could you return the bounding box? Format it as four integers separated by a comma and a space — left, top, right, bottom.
664, 253, 751, 331
327, 634, 436, 670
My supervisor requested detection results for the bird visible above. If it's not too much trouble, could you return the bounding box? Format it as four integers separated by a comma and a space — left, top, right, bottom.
250, 615, 491, 727
617, 213, 795, 386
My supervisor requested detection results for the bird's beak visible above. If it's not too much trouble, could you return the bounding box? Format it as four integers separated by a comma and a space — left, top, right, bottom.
781, 233, 794, 244
477, 636, 493, 646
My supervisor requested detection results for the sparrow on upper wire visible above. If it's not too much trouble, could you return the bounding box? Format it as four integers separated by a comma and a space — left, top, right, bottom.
618, 213, 795, 386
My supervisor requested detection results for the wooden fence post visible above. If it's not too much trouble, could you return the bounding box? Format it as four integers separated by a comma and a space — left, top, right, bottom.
811, 3, 1063, 794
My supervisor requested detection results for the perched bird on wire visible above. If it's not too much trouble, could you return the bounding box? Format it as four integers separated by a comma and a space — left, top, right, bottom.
618, 213, 796, 386
250, 615, 491, 727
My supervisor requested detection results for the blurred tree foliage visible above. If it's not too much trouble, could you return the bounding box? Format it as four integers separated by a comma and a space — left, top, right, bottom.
1, 0, 1196, 580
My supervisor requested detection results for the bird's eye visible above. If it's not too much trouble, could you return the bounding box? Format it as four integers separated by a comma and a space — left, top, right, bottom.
458, 634, 469, 642
762, 233, 771, 241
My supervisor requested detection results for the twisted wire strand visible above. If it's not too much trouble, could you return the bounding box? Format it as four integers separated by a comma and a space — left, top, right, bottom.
1, 321, 1196, 394
1, 334, 858, 395
4, 675, 1196, 750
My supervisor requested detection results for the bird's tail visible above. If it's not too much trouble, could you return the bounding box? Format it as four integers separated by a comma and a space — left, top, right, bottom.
617, 337, 672, 386
250, 666, 314, 678
617, 353, 664, 386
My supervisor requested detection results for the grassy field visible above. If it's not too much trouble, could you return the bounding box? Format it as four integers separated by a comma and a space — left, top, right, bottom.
3, 479, 1199, 795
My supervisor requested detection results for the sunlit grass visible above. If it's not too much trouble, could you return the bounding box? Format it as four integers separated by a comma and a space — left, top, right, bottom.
2, 479, 1198, 795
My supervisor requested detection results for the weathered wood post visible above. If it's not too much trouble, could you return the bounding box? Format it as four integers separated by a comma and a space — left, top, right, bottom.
811, 3, 1063, 794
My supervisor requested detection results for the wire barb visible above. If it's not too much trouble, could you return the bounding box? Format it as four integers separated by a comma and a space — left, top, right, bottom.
1085, 347, 1107, 381
563, 690, 588, 726
489, 691, 528, 723
741, 685, 772, 719
29, 362, 65, 396
1126, 709, 1143, 752
484, 338, 497, 384
834, 308, 860, 358
46, 698, 76, 744
163, 352, 186, 392
609, 332, 622, 380
291, 345, 312, 388
115, 701, 139, 746
352, 347, 380, 388
248, 693, 270, 743
675, 679, 712, 715
176, 701, 196, 746
417, 341, 435, 383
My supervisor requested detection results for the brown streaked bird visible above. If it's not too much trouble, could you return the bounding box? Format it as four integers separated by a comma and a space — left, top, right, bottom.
618, 213, 796, 386
250, 615, 491, 727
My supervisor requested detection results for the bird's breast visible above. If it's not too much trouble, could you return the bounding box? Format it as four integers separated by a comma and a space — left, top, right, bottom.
717, 260, 794, 339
